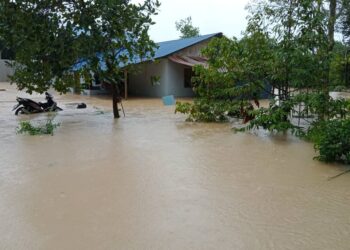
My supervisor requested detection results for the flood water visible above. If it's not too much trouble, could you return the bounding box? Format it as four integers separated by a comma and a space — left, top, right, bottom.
1, 82, 350, 249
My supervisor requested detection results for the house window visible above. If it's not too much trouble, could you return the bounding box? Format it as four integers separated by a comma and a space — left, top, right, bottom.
184, 67, 194, 88
150, 75, 161, 86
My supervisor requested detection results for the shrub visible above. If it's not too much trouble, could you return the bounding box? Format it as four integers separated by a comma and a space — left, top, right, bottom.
332, 85, 348, 92
175, 99, 247, 122
17, 119, 60, 136
293, 92, 350, 120
240, 100, 301, 134
306, 119, 350, 164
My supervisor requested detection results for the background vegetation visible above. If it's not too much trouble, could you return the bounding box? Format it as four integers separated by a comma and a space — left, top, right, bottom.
175, 16, 200, 38
176, 0, 350, 164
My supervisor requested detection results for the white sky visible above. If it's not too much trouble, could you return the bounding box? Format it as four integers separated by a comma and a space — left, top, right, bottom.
132, 0, 251, 42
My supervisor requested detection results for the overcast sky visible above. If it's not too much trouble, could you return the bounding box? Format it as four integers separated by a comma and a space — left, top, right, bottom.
132, 0, 251, 42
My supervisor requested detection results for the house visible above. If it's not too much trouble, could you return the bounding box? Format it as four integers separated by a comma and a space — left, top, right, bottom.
0, 33, 223, 96
125, 32, 222, 98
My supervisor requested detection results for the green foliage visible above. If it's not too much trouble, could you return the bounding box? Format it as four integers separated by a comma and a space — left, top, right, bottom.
0, 0, 159, 94
293, 92, 350, 120
194, 35, 273, 97
331, 85, 348, 92
175, 17, 200, 38
0, 0, 160, 118
174, 0, 350, 165
17, 120, 60, 136
175, 34, 272, 123
175, 35, 262, 122
339, 0, 350, 45
175, 100, 244, 122
247, 0, 330, 93
329, 42, 350, 87
243, 101, 300, 133
305, 120, 350, 164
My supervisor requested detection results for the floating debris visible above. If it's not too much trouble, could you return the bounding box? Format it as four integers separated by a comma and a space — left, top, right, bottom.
77, 103, 87, 109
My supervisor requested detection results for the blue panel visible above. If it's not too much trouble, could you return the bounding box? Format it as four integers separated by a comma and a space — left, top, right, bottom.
162, 95, 176, 106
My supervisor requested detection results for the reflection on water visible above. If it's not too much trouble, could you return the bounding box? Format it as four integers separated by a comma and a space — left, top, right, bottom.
0, 83, 350, 249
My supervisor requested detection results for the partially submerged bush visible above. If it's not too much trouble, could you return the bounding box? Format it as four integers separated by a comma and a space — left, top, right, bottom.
17, 120, 60, 136
175, 99, 247, 122
242, 100, 301, 133
244, 108, 300, 134
331, 85, 348, 92
293, 92, 350, 120
305, 119, 350, 164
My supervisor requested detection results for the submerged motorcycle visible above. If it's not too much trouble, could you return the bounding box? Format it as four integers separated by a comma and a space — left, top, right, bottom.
13, 92, 63, 115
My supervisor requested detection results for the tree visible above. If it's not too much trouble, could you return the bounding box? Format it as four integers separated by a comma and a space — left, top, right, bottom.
0, 0, 160, 118
338, 0, 350, 86
339, 0, 350, 44
175, 16, 200, 38
176, 0, 350, 163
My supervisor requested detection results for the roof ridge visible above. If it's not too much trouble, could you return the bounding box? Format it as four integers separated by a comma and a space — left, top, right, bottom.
156, 32, 222, 44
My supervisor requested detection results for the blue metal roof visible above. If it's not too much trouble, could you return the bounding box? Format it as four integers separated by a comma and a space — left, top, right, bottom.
72, 33, 222, 71
154, 32, 222, 59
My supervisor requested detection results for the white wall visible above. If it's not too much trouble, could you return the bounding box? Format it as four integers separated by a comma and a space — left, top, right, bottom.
161, 40, 210, 97
128, 59, 167, 97
128, 59, 195, 97
128, 39, 213, 97
0, 60, 13, 82
164, 60, 194, 97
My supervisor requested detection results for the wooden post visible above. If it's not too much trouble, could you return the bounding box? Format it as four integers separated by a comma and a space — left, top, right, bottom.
345, 48, 349, 87
124, 70, 128, 100
111, 82, 120, 119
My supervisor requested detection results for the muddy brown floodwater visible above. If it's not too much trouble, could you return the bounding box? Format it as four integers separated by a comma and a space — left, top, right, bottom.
1, 82, 350, 250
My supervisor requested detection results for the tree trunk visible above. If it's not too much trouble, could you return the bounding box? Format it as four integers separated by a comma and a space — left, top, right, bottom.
105, 58, 121, 119
111, 82, 120, 118
326, 0, 337, 87
328, 0, 337, 53
321, 0, 337, 120
345, 48, 349, 87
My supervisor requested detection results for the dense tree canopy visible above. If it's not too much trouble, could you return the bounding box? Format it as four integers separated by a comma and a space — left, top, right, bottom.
0, 0, 160, 118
